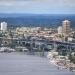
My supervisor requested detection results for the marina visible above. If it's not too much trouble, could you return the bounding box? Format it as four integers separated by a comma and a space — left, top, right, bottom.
47, 51, 75, 72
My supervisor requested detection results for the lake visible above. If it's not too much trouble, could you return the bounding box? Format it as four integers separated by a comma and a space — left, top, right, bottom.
0, 52, 75, 75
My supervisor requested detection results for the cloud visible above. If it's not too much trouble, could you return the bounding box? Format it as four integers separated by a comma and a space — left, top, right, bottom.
0, 0, 75, 14
0, 0, 35, 1
0, 0, 74, 7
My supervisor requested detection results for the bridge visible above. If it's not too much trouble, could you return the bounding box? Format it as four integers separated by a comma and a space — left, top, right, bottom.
0, 38, 75, 52
14, 39, 75, 51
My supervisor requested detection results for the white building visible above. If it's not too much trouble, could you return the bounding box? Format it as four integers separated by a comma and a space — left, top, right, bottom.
57, 26, 63, 34
1, 22, 7, 31
68, 37, 73, 42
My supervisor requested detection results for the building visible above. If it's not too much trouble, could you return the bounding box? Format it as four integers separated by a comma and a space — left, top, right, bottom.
62, 20, 71, 36
57, 26, 63, 35
0, 22, 7, 31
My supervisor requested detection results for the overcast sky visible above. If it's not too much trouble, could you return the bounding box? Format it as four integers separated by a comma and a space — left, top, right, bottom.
0, 0, 75, 14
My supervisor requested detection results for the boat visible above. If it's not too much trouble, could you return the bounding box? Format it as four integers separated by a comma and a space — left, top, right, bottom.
0, 47, 15, 53
47, 51, 71, 70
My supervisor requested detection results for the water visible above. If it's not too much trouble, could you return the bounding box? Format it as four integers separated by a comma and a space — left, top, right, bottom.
0, 14, 75, 27
0, 52, 75, 75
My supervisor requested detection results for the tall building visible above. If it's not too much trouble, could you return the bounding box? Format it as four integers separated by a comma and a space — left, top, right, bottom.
57, 26, 63, 34
62, 20, 71, 35
1, 22, 7, 31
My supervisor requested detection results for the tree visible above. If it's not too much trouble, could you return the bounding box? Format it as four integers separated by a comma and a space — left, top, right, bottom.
57, 45, 67, 56
68, 53, 75, 64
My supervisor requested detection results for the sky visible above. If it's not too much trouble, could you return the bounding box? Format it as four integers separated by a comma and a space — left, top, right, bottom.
0, 0, 75, 14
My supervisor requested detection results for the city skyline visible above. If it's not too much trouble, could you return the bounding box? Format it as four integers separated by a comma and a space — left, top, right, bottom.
0, 0, 75, 14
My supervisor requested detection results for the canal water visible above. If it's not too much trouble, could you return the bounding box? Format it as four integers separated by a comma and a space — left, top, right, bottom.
0, 52, 75, 75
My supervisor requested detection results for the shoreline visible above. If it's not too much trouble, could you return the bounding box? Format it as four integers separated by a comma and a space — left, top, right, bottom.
49, 57, 75, 72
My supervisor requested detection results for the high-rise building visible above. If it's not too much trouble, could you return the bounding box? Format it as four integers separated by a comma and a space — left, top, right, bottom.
62, 20, 71, 35
1, 22, 7, 31
57, 26, 63, 34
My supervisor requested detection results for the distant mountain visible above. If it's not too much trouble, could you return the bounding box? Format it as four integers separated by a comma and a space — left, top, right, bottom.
0, 13, 74, 18
0, 13, 75, 27
0, 13, 51, 18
